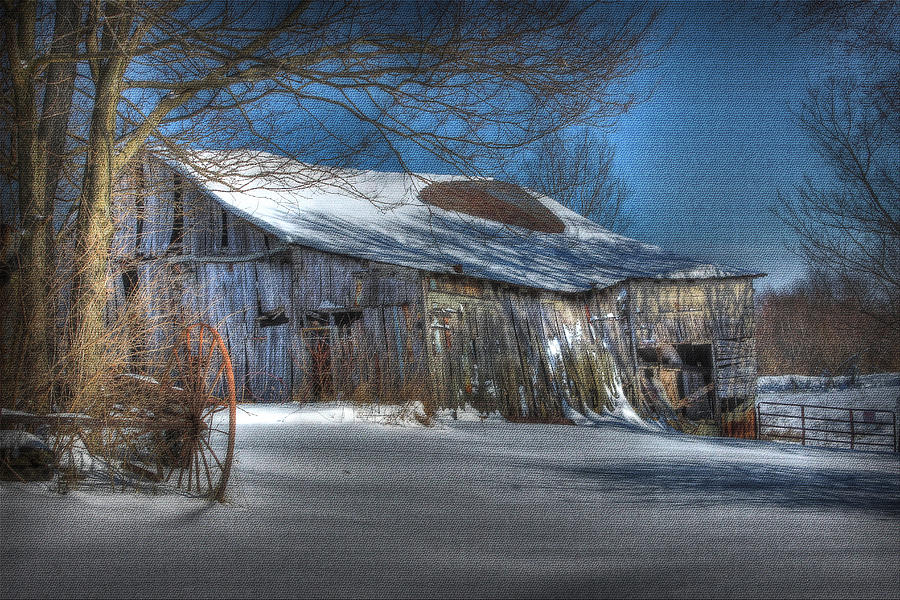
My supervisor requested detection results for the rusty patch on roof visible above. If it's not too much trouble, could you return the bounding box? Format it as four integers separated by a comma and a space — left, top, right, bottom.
419, 181, 566, 234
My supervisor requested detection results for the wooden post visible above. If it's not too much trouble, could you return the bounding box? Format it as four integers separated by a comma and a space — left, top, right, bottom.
849, 409, 855, 450
893, 413, 897, 453
755, 404, 760, 440
800, 404, 806, 446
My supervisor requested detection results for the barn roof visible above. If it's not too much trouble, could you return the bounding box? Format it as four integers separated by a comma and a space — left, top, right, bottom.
161, 149, 758, 293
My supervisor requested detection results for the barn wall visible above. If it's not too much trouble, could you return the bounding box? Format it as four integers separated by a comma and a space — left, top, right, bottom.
109, 159, 427, 403
110, 158, 757, 434
589, 277, 758, 435
423, 275, 617, 419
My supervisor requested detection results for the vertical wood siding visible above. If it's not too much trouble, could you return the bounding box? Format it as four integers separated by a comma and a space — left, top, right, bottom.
110, 158, 427, 403
110, 158, 757, 436
423, 275, 620, 419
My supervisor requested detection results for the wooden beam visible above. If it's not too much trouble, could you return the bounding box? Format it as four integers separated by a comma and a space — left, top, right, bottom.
165, 248, 289, 264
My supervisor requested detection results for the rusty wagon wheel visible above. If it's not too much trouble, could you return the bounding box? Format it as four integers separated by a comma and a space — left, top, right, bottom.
158, 323, 237, 502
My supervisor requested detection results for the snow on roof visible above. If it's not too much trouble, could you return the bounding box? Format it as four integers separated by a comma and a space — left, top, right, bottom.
161, 149, 757, 293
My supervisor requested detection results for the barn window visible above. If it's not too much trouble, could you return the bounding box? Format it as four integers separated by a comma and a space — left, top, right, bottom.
257, 306, 288, 327
121, 267, 139, 299
333, 311, 362, 336
300, 310, 361, 336
419, 180, 565, 233
170, 173, 184, 248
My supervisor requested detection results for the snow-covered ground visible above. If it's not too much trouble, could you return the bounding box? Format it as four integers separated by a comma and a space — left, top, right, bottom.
2, 398, 899, 598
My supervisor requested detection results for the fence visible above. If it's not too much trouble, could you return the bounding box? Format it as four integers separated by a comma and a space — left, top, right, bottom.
756, 401, 898, 452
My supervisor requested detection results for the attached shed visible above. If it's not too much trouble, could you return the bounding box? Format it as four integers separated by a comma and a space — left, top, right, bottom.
109, 149, 762, 435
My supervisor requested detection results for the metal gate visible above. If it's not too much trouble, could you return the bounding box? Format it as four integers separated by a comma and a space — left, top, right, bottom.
756, 401, 898, 452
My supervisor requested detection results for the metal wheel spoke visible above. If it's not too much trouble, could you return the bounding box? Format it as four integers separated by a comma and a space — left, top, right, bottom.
194, 449, 202, 493
151, 324, 237, 500
203, 337, 218, 379
208, 362, 226, 395
200, 436, 225, 472
199, 445, 214, 492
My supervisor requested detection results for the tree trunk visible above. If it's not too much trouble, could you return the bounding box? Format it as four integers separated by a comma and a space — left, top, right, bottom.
3, 1, 84, 411
13, 113, 52, 411
67, 1, 138, 411
70, 93, 119, 411
40, 0, 81, 207
5, 0, 52, 411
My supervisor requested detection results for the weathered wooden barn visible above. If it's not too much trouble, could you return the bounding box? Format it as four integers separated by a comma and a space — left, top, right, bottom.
109, 149, 762, 435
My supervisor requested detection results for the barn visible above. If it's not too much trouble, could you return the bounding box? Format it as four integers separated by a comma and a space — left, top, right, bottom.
108, 149, 762, 436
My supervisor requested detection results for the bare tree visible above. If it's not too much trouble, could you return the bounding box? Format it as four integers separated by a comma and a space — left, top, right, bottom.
776, 1, 899, 330
511, 131, 631, 232
2, 1, 664, 410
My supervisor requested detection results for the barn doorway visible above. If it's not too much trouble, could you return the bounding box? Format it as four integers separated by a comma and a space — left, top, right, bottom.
639, 343, 715, 420
300, 310, 362, 401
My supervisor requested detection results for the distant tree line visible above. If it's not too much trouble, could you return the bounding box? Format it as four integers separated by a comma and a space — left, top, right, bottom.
755, 269, 900, 376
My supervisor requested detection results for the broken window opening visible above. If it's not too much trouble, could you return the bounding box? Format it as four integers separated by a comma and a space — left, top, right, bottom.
122, 267, 139, 299
257, 306, 288, 328
333, 311, 362, 337
639, 342, 715, 421
170, 173, 184, 248
303, 310, 361, 334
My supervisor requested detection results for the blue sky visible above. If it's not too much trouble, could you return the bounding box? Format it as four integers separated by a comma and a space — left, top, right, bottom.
364, 3, 858, 291
150, 3, 864, 291
605, 4, 850, 291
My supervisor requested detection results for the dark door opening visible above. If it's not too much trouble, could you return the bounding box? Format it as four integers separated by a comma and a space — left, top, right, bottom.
301, 327, 332, 400
639, 342, 715, 421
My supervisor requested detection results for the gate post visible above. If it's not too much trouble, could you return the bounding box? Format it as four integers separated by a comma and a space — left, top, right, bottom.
893, 412, 897, 452
755, 404, 760, 440
800, 405, 806, 446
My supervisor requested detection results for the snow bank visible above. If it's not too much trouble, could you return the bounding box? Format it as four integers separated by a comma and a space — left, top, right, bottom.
558, 377, 667, 431
561, 399, 594, 426
236, 401, 429, 428
758, 372, 900, 393
433, 404, 505, 423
